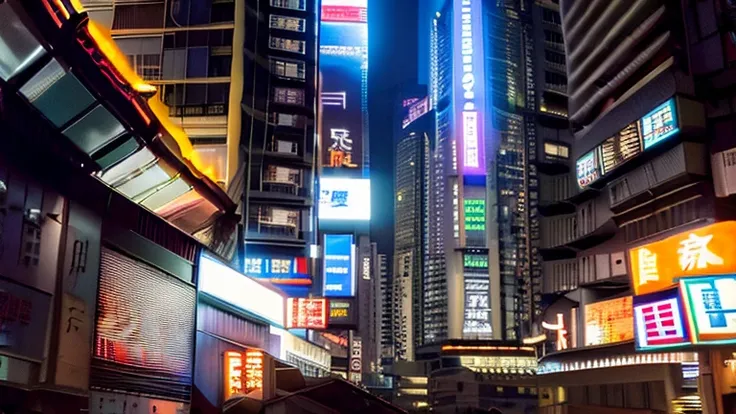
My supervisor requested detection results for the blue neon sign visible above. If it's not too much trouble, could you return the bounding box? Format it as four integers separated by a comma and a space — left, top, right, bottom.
641, 98, 678, 150
322, 234, 355, 297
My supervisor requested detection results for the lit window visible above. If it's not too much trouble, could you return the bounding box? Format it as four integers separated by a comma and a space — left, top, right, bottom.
270, 58, 306, 80
270, 0, 306, 11
270, 15, 306, 32
544, 142, 569, 159
269, 36, 306, 54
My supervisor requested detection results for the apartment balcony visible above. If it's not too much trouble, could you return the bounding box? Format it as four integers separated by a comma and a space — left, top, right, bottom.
246, 216, 305, 245
249, 181, 312, 207
608, 142, 708, 214
544, 82, 568, 96
540, 195, 616, 253
539, 172, 577, 216
169, 103, 228, 118
545, 60, 567, 74
542, 251, 628, 295
544, 40, 565, 52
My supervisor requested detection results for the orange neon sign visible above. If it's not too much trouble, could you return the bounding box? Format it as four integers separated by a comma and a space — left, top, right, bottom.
244, 350, 264, 392
629, 221, 736, 295
224, 351, 244, 400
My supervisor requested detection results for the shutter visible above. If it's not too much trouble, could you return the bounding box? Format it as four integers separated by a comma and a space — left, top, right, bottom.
91, 247, 196, 401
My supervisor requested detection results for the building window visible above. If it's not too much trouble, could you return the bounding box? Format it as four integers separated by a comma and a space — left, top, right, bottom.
270, 15, 306, 32
273, 87, 305, 105
269, 36, 306, 54
270, 0, 306, 11
544, 142, 569, 159
270, 58, 306, 80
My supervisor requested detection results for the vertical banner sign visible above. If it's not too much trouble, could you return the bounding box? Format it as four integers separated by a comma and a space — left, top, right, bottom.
349, 335, 363, 383
323, 234, 356, 297
319, 0, 369, 175
454, 0, 486, 176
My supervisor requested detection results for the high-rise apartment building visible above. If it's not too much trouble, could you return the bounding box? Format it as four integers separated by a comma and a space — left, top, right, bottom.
81, 0, 320, 278
393, 109, 431, 359
378, 253, 394, 362
425, 0, 567, 342
535, 1, 736, 412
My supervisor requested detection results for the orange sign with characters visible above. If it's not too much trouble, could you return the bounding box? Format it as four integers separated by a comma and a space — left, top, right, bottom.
629, 221, 736, 295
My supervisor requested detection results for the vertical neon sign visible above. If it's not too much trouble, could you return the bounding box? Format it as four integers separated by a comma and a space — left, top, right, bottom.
454, 0, 486, 176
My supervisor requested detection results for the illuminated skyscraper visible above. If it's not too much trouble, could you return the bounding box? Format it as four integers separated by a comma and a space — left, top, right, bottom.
426, 0, 569, 341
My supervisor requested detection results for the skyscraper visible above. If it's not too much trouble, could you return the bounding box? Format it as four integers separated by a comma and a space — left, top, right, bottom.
425, 0, 568, 341
393, 110, 432, 358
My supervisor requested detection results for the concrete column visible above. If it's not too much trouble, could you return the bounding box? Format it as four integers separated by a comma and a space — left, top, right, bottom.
698, 350, 720, 414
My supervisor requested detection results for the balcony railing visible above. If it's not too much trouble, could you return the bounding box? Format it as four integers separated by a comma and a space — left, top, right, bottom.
544, 41, 565, 52
261, 182, 310, 198
168, 103, 228, 118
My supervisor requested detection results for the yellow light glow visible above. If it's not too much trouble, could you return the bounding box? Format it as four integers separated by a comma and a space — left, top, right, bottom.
86, 20, 157, 95
69, 0, 85, 13
148, 95, 217, 182
441, 345, 535, 352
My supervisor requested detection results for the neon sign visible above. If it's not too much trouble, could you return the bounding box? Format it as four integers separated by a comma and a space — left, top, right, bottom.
244, 350, 264, 392
224, 351, 244, 399
629, 221, 736, 295
464, 199, 485, 231
542, 313, 568, 351
454, 0, 486, 175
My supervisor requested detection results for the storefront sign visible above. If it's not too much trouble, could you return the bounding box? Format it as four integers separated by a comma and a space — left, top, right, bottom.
286, 298, 328, 330
349, 336, 362, 383
633, 289, 689, 350
680, 275, 736, 345
542, 313, 568, 351
244, 350, 264, 392
0, 280, 51, 361
576, 149, 600, 189
244, 256, 310, 285
224, 351, 244, 400
641, 98, 678, 150
362, 256, 371, 280
322, 234, 356, 297
327, 298, 357, 329
629, 221, 736, 295
584, 296, 634, 346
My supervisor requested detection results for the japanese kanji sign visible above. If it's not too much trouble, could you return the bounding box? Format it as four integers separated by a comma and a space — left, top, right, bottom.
629, 221, 736, 295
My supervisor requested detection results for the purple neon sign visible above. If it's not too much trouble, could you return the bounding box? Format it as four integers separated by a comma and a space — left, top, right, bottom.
453, 0, 486, 176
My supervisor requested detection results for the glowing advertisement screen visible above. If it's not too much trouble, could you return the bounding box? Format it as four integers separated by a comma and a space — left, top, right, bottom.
319, 0, 368, 176
454, 0, 486, 176
641, 98, 678, 150
584, 296, 634, 346
634, 289, 690, 350
464, 199, 485, 232
318, 177, 371, 220
322, 234, 356, 297
680, 275, 736, 345
244, 256, 310, 285
463, 275, 492, 337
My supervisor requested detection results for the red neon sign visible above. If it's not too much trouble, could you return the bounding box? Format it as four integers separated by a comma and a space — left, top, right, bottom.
286, 298, 328, 329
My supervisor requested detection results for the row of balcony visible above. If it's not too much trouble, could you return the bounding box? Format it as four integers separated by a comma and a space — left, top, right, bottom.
541, 251, 628, 295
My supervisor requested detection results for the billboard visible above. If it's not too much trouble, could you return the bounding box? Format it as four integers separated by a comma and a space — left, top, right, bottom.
463, 275, 492, 337
199, 254, 285, 327
634, 289, 690, 350
454, 0, 486, 176
322, 234, 356, 297
680, 275, 736, 345
244, 256, 310, 285
318, 177, 371, 220
286, 298, 329, 329
319, 0, 368, 176
464, 199, 486, 232
402, 96, 431, 129
584, 296, 634, 346
628, 221, 736, 295
576, 149, 601, 188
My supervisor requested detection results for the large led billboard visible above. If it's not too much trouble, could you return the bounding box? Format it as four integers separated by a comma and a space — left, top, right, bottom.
322, 234, 356, 297
318, 177, 370, 220
454, 0, 487, 176
244, 256, 311, 285
319, 0, 368, 177
584, 296, 634, 346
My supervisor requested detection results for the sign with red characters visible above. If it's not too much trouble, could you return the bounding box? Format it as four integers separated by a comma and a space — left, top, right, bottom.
286, 298, 329, 330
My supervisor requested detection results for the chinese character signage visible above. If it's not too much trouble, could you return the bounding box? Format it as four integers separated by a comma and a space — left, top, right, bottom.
464, 254, 488, 269
224, 351, 244, 400
318, 178, 371, 220
633, 289, 690, 350
319, 0, 368, 175
601, 122, 642, 175
576, 149, 601, 189
0, 280, 50, 361
542, 313, 568, 351
244, 350, 264, 393
244, 256, 310, 285
224, 349, 265, 400
641, 98, 679, 150
286, 298, 328, 329
464, 199, 486, 232
454, 0, 487, 176
463, 276, 492, 336
584, 296, 634, 346
629, 221, 736, 295
680, 275, 736, 345
322, 234, 355, 297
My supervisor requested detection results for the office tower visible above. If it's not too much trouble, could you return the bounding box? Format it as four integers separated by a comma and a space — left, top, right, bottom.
426, 0, 557, 341
535, 0, 736, 412
393, 109, 431, 358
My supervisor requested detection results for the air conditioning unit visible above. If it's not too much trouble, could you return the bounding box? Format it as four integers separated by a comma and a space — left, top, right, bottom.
712, 148, 736, 197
